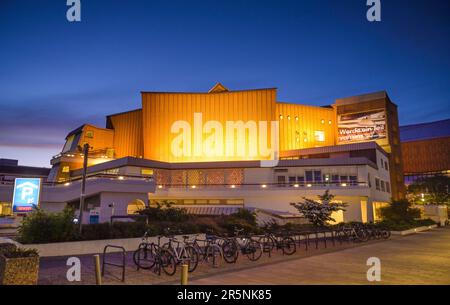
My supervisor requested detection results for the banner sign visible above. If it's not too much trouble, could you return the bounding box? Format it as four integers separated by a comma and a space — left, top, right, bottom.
337, 110, 386, 144
12, 178, 42, 213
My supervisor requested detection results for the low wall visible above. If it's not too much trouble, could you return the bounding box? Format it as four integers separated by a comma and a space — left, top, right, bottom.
15, 234, 205, 257
391, 224, 438, 236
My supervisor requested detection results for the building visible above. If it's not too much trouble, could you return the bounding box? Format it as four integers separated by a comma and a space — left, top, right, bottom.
1, 84, 404, 224
400, 119, 450, 185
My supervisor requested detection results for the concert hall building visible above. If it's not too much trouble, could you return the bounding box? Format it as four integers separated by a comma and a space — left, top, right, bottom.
2, 83, 405, 224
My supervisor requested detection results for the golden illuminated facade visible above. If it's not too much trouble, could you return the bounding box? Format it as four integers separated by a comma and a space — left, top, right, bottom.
49, 83, 404, 199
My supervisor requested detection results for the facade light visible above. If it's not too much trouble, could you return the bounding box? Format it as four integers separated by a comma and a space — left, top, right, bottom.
158, 185, 163, 189
306, 183, 312, 187
321, 119, 325, 124
191, 185, 197, 189
328, 120, 332, 125
64, 182, 71, 186
341, 183, 347, 187
295, 116, 299, 121
294, 184, 299, 188
230, 185, 236, 188
279, 115, 283, 120
287, 115, 291, 120
261, 184, 267, 188
118, 176, 124, 180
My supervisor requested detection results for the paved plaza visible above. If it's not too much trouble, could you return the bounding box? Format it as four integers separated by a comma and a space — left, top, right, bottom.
37, 228, 450, 285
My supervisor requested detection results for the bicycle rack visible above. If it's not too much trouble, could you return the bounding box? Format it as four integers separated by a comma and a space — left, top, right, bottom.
102, 245, 126, 282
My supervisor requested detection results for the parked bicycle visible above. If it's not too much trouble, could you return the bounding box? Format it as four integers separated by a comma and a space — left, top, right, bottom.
161, 231, 200, 273
133, 231, 177, 276
187, 233, 224, 267
258, 231, 296, 255
221, 228, 263, 263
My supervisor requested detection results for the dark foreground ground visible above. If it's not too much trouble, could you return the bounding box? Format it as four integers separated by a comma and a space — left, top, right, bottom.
38, 228, 450, 285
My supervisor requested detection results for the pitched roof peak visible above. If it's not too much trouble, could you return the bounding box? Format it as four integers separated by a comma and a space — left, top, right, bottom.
208, 82, 229, 93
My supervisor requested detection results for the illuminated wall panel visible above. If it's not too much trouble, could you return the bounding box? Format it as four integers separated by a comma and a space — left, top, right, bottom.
142, 89, 277, 163
109, 109, 144, 158
276, 102, 336, 151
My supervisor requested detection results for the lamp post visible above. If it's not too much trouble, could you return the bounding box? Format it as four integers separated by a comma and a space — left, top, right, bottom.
78, 143, 90, 234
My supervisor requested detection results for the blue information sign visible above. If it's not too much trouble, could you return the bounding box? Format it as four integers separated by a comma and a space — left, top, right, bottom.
12, 178, 42, 213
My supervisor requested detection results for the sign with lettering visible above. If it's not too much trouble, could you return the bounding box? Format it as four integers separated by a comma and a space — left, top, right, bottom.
12, 178, 42, 213
338, 110, 386, 143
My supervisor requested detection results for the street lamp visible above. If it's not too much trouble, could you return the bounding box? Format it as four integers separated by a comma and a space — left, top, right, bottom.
78, 143, 91, 234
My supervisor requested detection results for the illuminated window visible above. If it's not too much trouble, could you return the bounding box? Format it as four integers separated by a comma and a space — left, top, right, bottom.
62, 166, 70, 173
86, 131, 94, 138
141, 168, 154, 176
314, 131, 325, 142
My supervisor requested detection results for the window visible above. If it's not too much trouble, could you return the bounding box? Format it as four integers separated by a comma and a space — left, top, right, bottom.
384, 161, 388, 170
305, 171, 313, 183
380, 180, 386, 192
386, 182, 391, 193
349, 176, 357, 186
314, 170, 322, 183
288, 176, 296, 185
314, 131, 325, 142
340, 175, 348, 183
141, 168, 154, 176
62, 166, 70, 173
367, 173, 371, 187
380, 158, 384, 169
277, 176, 286, 186
332, 175, 339, 183
297, 176, 305, 185
375, 178, 380, 190
86, 131, 94, 138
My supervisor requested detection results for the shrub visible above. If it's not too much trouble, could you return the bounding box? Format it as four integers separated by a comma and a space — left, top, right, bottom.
376, 218, 436, 231
137, 202, 190, 222
2, 248, 39, 258
380, 199, 421, 222
18, 207, 78, 244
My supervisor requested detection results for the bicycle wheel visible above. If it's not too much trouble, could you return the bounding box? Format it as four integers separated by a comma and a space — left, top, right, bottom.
184, 245, 199, 273
159, 249, 177, 276
222, 240, 238, 264
133, 243, 157, 270
205, 244, 223, 268
246, 240, 263, 261
258, 235, 275, 253
281, 237, 296, 255
381, 230, 391, 239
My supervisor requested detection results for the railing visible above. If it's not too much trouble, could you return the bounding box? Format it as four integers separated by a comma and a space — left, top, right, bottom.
155, 181, 369, 190
0, 173, 154, 187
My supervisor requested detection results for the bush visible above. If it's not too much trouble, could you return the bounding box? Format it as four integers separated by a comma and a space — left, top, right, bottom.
137, 202, 190, 222
18, 207, 78, 244
380, 199, 421, 222
377, 218, 436, 231
2, 248, 39, 258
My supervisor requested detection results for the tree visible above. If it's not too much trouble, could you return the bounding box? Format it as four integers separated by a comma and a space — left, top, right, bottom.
290, 190, 347, 227
407, 175, 450, 206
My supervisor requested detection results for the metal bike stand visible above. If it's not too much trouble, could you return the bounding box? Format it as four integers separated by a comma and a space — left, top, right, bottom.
102, 245, 126, 282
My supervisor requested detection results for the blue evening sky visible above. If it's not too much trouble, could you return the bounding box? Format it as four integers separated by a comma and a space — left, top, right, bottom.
0, 0, 449, 167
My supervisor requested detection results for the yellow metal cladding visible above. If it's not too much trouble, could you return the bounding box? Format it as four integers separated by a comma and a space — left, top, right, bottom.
276, 102, 336, 151
142, 89, 277, 163
109, 110, 144, 158
79, 124, 114, 151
